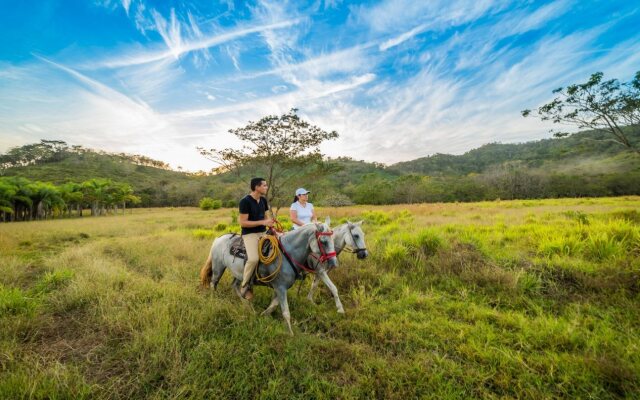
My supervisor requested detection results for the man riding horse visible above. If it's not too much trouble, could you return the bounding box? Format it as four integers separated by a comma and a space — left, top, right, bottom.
238, 177, 274, 300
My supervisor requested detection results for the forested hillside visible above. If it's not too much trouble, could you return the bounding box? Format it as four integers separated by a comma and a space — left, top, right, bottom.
391, 129, 640, 175
1, 131, 639, 210
0, 141, 216, 207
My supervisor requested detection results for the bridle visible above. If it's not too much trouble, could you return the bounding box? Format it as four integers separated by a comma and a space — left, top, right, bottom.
342, 223, 367, 254
276, 225, 337, 274
309, 230, 337, 263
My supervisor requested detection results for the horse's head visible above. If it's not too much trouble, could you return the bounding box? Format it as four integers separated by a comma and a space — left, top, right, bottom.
310, 221, 338, 268
346, 220, 368, 259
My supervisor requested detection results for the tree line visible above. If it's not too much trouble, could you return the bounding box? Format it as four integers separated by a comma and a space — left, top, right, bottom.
0, 177, 140, 222
334, 169, 640, 206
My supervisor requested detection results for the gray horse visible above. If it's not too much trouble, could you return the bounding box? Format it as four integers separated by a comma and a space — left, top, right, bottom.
200, 221, 337, 334
305, 221, 368, 314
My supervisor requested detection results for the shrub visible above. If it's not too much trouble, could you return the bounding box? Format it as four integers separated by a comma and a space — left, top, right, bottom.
320, 193, 354, 207
538, 234, 583, 257
609, 209, 640, 224
393, 210, 412, 221
0, 286, 36, 315
225, 199, 237, 208
413, 229, 442, 256
214, 223, 227, 231
274, 215, 293, 231
33, 269, 75, 294
199, 197, 222, 210
563, 210, 589, 225
583, 232, 624, 261
361, 210, 391, 225
383, 242, 408, 261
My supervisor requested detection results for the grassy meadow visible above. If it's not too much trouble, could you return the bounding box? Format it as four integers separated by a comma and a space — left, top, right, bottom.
1, 197, 639, 399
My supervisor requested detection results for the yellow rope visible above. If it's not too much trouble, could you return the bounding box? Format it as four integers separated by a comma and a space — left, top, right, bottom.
255, 234, 282, 283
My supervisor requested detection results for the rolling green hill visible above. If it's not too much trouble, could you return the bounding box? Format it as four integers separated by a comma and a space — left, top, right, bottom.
2, 130, 639, 207
0, 146, 216, 207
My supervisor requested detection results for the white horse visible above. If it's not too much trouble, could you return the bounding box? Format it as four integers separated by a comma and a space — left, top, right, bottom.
305, 221, 368, 313
200, 222, 337, 334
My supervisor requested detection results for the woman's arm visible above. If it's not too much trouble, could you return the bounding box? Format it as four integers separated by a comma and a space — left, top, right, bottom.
289, 209, 304, 227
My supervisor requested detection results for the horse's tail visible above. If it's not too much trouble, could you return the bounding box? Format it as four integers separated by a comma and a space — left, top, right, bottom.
200, 254, 213, 288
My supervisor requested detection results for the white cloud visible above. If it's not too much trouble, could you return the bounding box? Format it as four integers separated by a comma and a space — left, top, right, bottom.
121, 0, 132, 15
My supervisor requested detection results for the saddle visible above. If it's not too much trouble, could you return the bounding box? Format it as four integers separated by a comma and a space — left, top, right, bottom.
229, 234, 304, 281
229, 234, 274, 261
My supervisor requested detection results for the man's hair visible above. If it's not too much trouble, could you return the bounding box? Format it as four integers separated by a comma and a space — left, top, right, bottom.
250, 177, 266, 191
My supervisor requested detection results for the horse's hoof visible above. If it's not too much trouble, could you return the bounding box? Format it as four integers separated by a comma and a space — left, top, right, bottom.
337, 309, 345, 314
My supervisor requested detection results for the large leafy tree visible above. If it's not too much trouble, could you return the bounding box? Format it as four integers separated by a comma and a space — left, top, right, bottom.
522, 71, 640, 155
198, 108, 339, 212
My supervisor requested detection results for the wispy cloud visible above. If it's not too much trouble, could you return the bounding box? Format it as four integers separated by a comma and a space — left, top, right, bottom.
356, 0, 509, 34
379, 23, 429, 51
93, 18, 302, 69
2, 1, 638, 171
121, 0, 132, 15
169, 73, 376, 120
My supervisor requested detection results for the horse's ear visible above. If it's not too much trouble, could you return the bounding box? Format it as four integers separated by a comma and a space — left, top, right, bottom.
355, 220, 363, 226
325, 216, 331, 228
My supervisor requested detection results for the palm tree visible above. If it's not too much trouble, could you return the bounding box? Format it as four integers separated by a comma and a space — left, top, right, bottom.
30, 182, 65, 219
4, 177, 34, 221
60, 182, 84, 217
0, 179, 17, 222
81, 178, 111, 216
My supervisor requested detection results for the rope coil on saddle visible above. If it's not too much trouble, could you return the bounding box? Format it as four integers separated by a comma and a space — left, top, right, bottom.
254, 217, 285, 283
256, 234, 282, 283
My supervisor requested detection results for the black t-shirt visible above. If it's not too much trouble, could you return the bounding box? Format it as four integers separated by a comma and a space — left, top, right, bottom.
238, 194, 269, 235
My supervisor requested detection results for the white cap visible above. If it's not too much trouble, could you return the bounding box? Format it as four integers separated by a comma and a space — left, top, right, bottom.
295, 188, 311, 196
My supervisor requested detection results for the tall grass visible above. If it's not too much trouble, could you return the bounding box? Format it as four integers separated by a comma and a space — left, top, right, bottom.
1, 199, 639, 398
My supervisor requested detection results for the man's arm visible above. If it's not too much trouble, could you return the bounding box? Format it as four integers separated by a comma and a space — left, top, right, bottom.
239, 213, 274, 228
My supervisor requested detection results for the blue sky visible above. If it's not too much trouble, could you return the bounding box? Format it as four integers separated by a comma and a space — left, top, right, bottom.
1, 0, 639, 171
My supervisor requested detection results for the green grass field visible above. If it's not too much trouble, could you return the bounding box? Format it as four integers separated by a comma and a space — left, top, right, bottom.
1, 198, 639, 399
